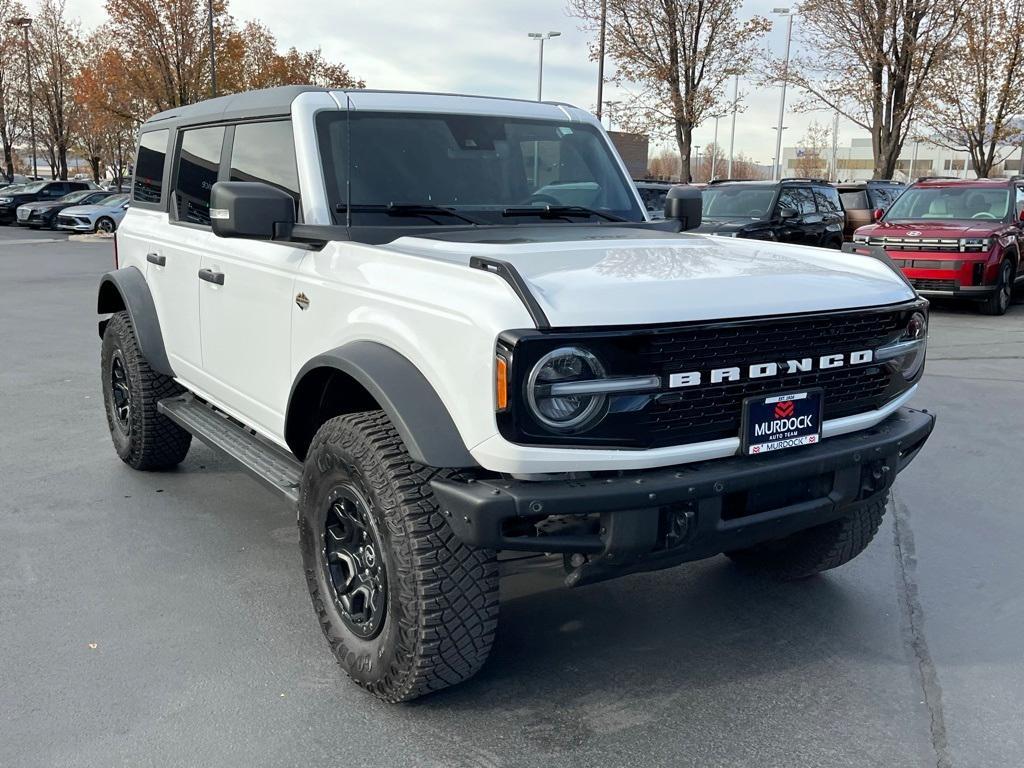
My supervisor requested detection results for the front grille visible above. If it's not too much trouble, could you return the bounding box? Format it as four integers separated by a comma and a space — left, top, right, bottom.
57, 215, 74, 226
633, 310, 904, 447
867, 236, 960, 252
500, 305, 917, 450
911, 278, 956, 292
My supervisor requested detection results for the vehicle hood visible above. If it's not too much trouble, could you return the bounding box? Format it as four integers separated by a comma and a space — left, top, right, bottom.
19, 200, 65, 212
856, 220, 1002, 238
384, 226, 914, 327
61, 203, 112, 216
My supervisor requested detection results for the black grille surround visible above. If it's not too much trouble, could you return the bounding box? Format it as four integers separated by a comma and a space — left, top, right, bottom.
497, 301, 926, 450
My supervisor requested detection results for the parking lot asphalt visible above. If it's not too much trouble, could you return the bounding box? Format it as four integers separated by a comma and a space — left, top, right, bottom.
1, 230, 1022, 768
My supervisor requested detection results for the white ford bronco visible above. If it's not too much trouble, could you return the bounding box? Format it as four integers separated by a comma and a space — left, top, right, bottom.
98, 86, 935, 702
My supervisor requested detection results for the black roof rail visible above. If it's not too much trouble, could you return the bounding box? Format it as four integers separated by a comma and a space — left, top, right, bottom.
780, 176, 829, 183
706, 177, 769, 185
913, 176, 960, 183
866, 178, 904, 184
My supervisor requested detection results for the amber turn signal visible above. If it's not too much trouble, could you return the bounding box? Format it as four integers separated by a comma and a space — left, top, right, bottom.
495, 356, 509, 411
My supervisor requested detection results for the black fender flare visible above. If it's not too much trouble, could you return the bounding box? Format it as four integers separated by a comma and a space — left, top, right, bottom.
97, 266, 175, 376
286, 341, 477, 468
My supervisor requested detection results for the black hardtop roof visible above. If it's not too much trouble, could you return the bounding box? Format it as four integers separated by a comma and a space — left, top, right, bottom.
141, 85, 329, 131
139, 85, 583, 133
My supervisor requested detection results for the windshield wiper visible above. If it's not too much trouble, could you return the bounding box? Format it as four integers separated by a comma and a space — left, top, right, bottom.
501, 204, 627, 222
335, 202, 485, 225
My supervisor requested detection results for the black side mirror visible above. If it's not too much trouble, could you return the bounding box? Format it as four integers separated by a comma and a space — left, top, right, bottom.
778, 207, 798, 220
663, 185, 702, 230
210, 181, 296, 240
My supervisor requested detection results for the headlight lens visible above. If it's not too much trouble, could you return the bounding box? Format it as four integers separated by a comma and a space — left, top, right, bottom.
526, 346, 607, 431
876, 310, 927, 381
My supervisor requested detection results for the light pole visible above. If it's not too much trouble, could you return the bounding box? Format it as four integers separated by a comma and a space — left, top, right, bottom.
207, 0, 217, 97
8, 16, 36, 179
602, 100, 620, 131
528, 31, 561, 102
727, 74, 739, 178
830, 109, 839, 180
771, 8, 795, 181
772, 126, 788, 178
711, 116, 720, 180
595, 0, 606, 119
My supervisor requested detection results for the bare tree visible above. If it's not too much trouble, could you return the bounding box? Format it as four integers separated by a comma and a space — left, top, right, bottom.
569, 0, 769, 182
0, 0, 28, 180
781, 0, 961, 179
919, 0, 1024, 177
792, 121, 831, 177
32, 0, 82, 179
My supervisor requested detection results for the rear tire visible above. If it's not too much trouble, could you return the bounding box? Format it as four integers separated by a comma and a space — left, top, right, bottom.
101, 311, 191, 470
298, 411, 499, 702
726, 495, 888, 580
979, 258, 1014, 316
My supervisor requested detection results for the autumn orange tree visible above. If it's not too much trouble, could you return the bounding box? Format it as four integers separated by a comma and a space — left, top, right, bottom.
569, 0, 769, 182
919, 0, 1024, 177
782, 0, 961, 179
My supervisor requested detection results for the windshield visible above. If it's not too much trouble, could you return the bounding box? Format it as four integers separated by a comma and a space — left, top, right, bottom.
60, 191, 92, 204
701, 186, 776, 219
22, 181, 47, 194
104, 194, 129, 207
316, 111, 643, 225
0, 184, 25, 195
885, 186, 1009, 221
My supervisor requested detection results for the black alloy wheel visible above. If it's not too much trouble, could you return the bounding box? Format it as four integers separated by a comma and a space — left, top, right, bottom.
109, 350, 132, 431
322, 485, 388, 639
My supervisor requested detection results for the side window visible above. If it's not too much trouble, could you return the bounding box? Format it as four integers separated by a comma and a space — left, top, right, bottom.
795, 187, 816, 214
134, 130, 168, 204
813, 186, 841, 213
173, 125, 225, 226
868, 187, 894, 209
839, 190, 868, 210
1015, 186, 1024, 219
229, 121, 300, 211
776, 187, 799, 213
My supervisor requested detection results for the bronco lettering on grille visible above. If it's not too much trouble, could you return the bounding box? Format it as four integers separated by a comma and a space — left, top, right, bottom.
667, 349, 874, 389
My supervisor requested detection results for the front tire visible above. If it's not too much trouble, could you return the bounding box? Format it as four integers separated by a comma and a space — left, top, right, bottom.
298, 411, 498, 702
101, 311, 192, 470
979, 258, 1014, 316
726, 495, 888, 580
95, 216, 117, 234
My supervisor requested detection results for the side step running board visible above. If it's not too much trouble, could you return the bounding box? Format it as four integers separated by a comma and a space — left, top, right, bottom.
158, 394, 303, 504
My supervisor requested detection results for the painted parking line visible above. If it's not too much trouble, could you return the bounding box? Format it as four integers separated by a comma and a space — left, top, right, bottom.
0, 238, 68, 246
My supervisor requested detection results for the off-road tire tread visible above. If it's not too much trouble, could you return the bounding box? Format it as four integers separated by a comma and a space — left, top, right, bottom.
102, 311, 191, 469
726, 495, 887, 580
301, 411, 498, 702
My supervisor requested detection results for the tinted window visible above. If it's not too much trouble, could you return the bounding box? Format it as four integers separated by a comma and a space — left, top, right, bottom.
868, 186, 900, 208
814, 186, 842, 212
702, 186, 776, 218
134, 130, 168, 204
230, 121, 301, 209
637, 186, 668, 211
777, 187, 816, 214
316, 111, 644, 224
839, 190, 869, 210
174, 125, 224, 226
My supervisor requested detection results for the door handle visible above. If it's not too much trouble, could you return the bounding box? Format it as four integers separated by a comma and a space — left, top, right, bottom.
198, 268, 225, 285
146, 252, 166, 266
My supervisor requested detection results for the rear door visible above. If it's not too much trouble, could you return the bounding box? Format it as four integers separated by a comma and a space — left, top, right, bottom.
197, 119, 307, 437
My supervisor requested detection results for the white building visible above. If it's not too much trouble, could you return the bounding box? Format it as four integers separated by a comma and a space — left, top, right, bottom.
782, 137, 1024, 182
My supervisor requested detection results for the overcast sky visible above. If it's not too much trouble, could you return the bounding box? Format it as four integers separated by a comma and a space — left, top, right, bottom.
63, 0, 862, 164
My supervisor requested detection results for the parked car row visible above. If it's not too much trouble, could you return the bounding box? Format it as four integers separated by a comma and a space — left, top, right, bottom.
0, 179, 129, 232
632, 175, 1019, 315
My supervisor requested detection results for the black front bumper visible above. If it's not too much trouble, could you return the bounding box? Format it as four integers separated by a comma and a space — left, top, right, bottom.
431, 407, 935, 585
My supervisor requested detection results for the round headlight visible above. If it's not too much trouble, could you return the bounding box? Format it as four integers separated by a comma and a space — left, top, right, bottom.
526, 346, 607, 431
900, 311, 928, 380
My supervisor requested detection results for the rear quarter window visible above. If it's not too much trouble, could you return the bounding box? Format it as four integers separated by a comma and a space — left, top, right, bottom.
813, 186, 842, 213
134, 129, 169, 205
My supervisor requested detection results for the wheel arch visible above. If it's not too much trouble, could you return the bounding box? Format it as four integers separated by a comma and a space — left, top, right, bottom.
97, 266, 174, 376
285, 341, 477, 469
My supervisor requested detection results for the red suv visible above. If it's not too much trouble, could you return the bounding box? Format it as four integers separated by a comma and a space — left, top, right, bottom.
852, 177, 1022, 315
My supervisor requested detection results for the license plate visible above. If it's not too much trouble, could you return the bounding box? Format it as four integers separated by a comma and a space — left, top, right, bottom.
741, 389, 824, 455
